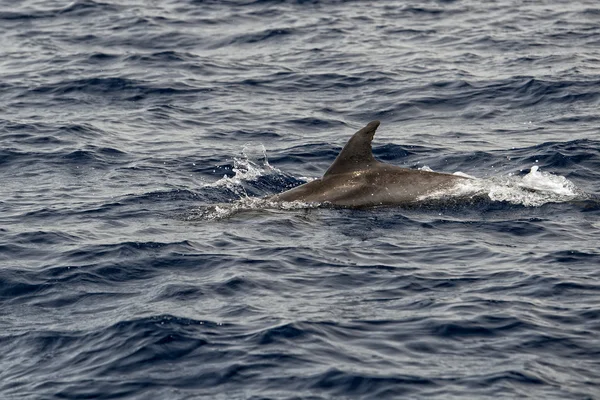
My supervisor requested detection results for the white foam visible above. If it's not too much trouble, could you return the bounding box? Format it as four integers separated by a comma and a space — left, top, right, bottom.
186, 197, 319, 221
519, 165, 576, 195
205, 144, 278, 196
423, 166, 582, 207
420, 166, 476, 179
453, 171, 477, 179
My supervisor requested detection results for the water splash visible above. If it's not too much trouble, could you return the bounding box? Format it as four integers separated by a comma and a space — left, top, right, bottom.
187, 145, 322, 220
205, 143, 277, 194
424, 166, 584, 207
518, 166, 576, 195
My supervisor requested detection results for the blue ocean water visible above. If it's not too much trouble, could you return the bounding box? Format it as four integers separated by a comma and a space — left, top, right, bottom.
1, 0, 600, 398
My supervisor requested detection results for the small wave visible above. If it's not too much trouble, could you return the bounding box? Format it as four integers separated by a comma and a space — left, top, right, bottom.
0, 1, 118, 21
29, 77, 204, 102
58, 0, 118, 16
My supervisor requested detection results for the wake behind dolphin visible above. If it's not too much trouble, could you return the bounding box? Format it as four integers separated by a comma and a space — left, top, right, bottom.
270, 121, 470, 208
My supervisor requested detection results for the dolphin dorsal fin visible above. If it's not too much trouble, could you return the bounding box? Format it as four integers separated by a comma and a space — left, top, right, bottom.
324, 120, 380, 177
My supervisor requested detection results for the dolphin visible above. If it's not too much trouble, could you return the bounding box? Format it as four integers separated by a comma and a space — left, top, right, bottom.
269, 120, 470, 208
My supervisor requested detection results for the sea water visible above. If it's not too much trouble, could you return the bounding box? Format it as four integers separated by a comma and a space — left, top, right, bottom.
1, 1, 599, 399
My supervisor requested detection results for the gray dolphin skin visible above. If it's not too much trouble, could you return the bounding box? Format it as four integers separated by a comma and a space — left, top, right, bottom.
270, 121, 470, 208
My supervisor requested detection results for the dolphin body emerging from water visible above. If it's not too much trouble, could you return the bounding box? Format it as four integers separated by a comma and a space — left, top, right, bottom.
270, 121, 470, 208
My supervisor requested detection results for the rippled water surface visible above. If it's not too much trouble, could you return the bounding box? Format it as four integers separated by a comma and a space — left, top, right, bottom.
1, 1, 600, 399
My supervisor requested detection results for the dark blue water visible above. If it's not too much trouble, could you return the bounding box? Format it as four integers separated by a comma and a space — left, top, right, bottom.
2, 1, 600, 399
